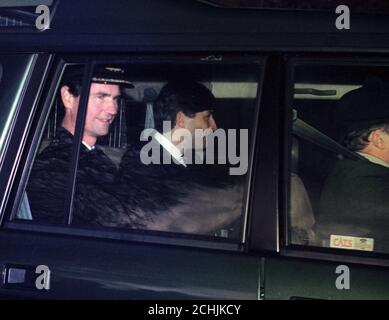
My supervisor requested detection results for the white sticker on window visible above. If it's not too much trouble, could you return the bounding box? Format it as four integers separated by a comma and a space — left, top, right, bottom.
330, 235, 374, 251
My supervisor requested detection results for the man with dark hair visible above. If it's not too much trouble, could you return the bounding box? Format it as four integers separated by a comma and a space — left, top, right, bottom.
24, 65, 140, 227
317, 79, 389, 250
149, 81, 218, 165
153, 81, 217, 132
119, 81, 244, 237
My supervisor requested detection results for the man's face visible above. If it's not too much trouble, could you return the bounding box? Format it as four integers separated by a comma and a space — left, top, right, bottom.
72, 83, 120, 145
184, 110, 218, 151
185, 110, 217, 133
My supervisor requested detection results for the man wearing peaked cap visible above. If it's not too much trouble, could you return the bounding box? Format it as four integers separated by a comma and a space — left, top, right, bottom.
317, 78, 389, 251
25, 64, 140, 227
59, 65, 133, 147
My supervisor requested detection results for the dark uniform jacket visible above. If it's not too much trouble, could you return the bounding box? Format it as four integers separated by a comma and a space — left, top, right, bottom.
118, 138, 244, 237
27, 127, 138, 227
318, 157, 389, 249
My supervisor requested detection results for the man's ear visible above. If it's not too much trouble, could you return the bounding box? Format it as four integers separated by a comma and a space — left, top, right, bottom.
60, 86, 75, 110
175, 111, 187, 128
370, 130, 385, 149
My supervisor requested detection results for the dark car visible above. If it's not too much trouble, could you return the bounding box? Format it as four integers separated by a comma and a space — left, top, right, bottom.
1, 0, 389, 300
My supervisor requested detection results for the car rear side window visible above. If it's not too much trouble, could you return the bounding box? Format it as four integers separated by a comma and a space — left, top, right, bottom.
288, 60, 389, 255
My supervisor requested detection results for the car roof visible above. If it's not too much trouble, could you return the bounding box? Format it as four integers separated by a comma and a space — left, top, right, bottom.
1, 0, 389, 52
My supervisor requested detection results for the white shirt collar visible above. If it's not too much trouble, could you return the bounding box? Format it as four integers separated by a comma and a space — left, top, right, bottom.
357, 152, 389, 168
82, 141, 95, 151
152, 130, 187, 167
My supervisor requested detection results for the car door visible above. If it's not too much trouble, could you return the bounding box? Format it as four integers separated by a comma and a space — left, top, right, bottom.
0, 54, 266, 299
268, 56, 389, 300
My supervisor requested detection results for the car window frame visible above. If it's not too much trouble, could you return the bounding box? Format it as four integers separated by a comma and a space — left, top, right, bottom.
3, 53, 267, 253
282, 55, 389, 267
0, 53, 52, 225
0, 54, 35, 166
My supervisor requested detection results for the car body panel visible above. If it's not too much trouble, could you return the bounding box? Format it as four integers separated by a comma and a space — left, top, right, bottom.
0, 0, 389, 300
0, 230, 260, 299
